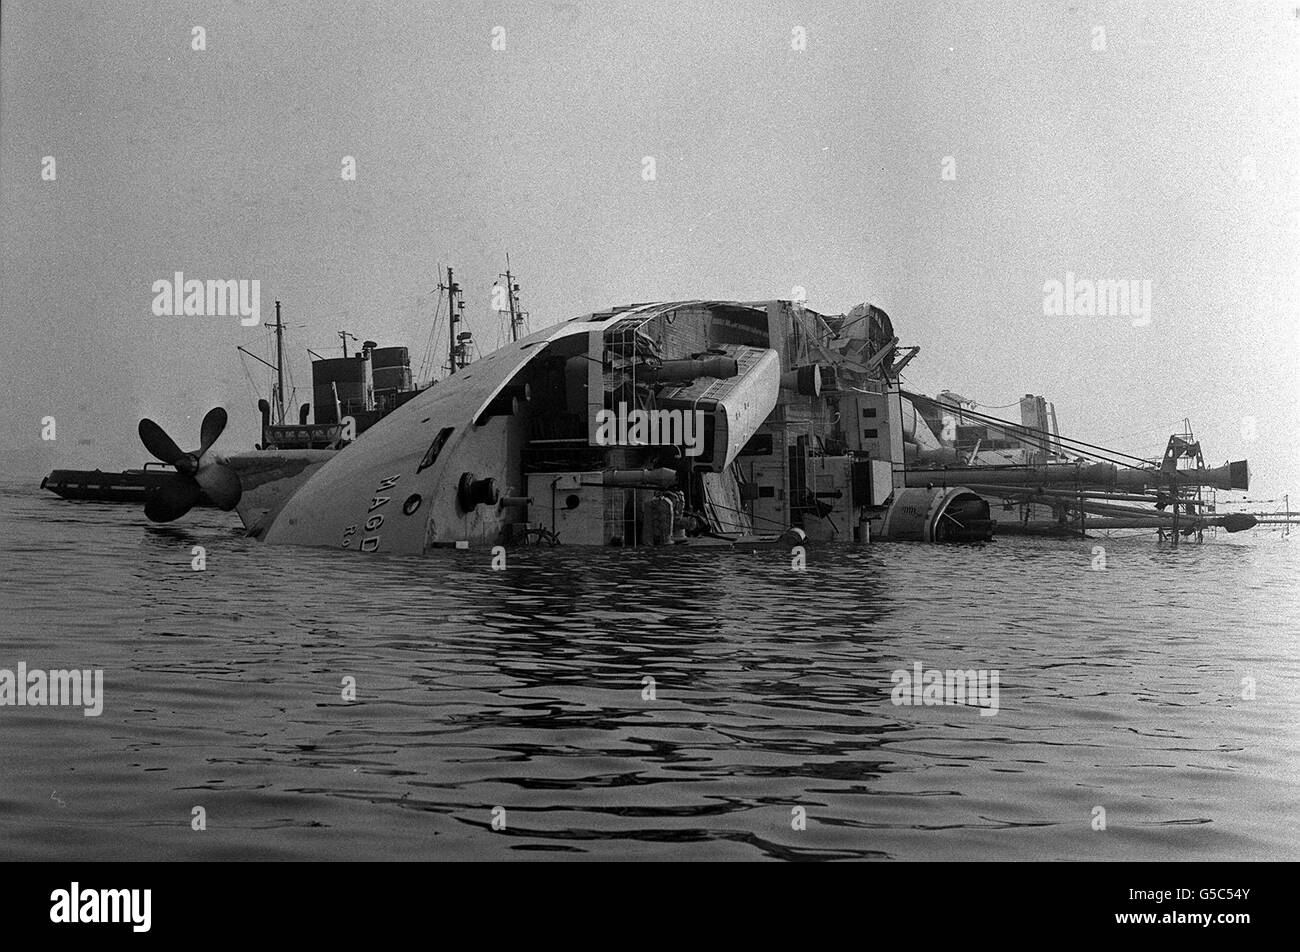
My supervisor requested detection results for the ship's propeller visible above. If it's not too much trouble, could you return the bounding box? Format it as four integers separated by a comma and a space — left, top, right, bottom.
145, 474, 202, 523
138, 407, 242, 522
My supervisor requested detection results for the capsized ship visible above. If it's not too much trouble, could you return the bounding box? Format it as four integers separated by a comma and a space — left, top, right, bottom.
134, 298, 1251, 551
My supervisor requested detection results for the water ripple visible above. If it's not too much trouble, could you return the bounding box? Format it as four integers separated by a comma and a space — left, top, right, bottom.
1, 482, 1297, 860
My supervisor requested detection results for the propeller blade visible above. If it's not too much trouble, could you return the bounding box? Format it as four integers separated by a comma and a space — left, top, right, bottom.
198, 407, 228, 458
139, 418, 187, 466
143, 475, 202, 522
194, 462, 242, 511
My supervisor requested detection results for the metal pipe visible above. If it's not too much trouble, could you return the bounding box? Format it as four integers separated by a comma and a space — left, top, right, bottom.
642, 357, 738, 383
907, 462, 1240, 491
962, 484, 1181, 505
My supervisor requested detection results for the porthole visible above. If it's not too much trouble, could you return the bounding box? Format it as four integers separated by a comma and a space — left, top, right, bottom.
403, 494, 422, 515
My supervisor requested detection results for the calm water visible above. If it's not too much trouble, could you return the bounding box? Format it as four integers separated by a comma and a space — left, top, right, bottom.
1, 480, 1296, 861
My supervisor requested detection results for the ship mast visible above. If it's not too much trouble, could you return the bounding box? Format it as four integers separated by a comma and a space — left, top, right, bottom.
436, 266, 473, 375
272, 300, 286, 425
502, 255, 523, 343
438, 267, 460, 375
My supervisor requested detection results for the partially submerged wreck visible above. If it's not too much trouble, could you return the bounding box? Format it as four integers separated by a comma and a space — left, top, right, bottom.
133, 298, 1250, 552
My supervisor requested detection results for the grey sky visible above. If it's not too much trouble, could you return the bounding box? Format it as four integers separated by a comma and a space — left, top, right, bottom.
2, 0, 1296, 497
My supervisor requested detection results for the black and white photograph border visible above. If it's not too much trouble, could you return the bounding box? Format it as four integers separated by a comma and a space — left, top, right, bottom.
1, 0, 1296, 890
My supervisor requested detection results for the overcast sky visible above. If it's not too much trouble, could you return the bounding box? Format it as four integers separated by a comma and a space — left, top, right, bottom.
2, 0, 1296, 498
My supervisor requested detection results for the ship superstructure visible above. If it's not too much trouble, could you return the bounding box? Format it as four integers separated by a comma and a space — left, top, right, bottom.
118, 296, 1260, 550
236, 299, 995, 552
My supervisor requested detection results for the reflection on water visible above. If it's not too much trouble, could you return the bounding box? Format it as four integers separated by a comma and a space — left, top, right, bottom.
1, 482, 1296, 860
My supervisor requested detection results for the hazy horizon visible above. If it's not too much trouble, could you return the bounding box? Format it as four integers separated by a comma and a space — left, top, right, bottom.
3, 0, 1296, 500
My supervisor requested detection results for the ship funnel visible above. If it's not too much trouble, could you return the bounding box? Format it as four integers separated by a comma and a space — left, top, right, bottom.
1206, 460, 1250, 491
878, 486, 993, 543
1166, 461, 1249, 491
1119, 460, 1248, 491
780, 364, 822, 397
